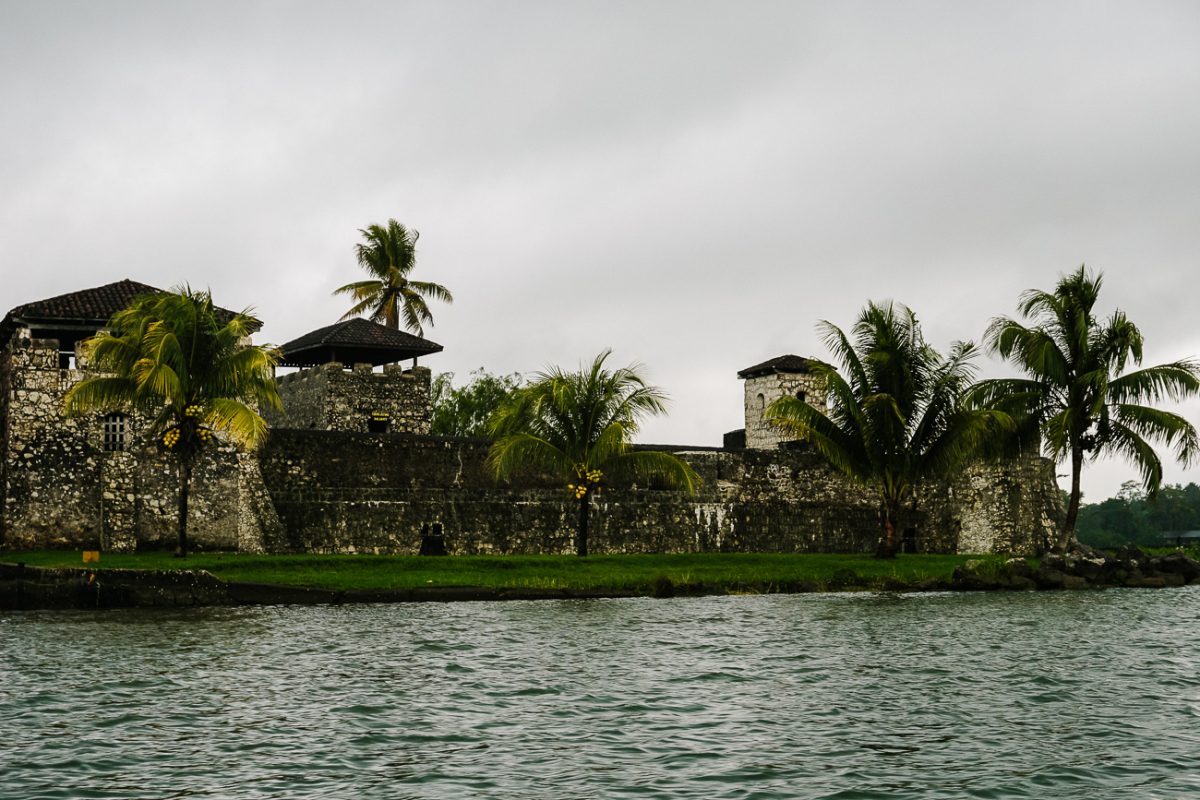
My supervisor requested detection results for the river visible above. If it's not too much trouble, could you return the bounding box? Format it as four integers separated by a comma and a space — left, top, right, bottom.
2, 588, 1198, 799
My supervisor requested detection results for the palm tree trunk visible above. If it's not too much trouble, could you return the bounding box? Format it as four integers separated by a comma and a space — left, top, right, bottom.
876, 502, 898, 559
1057, 447, 1084, 553
176, 455, 193, 558
576, 493, 590, 557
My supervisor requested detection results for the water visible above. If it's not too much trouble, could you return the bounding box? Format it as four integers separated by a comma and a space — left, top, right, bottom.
2, 588, 1199, 800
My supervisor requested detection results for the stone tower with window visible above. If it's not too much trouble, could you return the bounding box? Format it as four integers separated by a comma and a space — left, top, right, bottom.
737, 355, 830, 449
0, 280, 279, 551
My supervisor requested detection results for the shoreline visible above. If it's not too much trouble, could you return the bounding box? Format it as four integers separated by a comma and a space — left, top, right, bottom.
3, 552, 1198, 610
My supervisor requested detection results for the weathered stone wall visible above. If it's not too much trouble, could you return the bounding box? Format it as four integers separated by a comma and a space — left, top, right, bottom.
743, 372, 829, 449
926, 457, 1063, 555
269, 363, 431, 434
257, 431, 1054, 555
3, 334, 1062, 556
0, 336, 279, 552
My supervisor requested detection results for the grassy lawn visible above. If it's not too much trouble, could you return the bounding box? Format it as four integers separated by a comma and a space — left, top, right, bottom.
2, 550, 1008, 595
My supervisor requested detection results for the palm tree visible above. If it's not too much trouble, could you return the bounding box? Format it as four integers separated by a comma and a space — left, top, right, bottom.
487, 350, 699, 556
63, 287, 281, 557
971, 266, 1199, 552
333, 219, 453, 336
767, 301, 1007, 558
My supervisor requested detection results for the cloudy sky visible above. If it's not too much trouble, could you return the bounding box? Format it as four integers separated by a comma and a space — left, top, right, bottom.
3, 1, 1198, 501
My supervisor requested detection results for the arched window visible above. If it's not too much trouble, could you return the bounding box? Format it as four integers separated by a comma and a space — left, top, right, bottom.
795, 390, 807, 404
757, 393, 765, 409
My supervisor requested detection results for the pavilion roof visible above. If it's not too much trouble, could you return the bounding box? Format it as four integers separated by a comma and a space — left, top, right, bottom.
278, 317, 443, 367
737, 354, 828, 380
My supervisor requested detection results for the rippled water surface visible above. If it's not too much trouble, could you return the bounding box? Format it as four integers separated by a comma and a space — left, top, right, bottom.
3, 588, 1199, 799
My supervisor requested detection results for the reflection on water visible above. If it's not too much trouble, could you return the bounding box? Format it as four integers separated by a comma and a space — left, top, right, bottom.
2, 589, 1199, 799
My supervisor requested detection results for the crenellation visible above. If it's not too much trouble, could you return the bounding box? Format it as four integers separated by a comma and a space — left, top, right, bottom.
268, 361, 432, 434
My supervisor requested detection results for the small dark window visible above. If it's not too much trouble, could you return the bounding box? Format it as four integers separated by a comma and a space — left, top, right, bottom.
102, 413, 127, 452
901, 528, 918, 554
796, 390, 807, 404
367, 414, 390, 433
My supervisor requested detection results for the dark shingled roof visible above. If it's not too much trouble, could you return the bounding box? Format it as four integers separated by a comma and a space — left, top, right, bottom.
278, 317, 443, 367
1, 278, 258, 344
737, 354, 825, 379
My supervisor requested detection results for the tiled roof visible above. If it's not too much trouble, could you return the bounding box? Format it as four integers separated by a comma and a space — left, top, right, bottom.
737, 354, 824, 379
1, 279, 257, 342
6, 279, 162, 325
279, 317, 443, 366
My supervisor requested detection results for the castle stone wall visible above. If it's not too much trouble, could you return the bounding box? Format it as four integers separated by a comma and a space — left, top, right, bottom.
256, 431, 1059, 555
269, 363, 431, 434
2, 334, 1062, 557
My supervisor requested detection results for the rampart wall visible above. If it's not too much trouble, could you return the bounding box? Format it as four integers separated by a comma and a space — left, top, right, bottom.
257, 431, 1062, 555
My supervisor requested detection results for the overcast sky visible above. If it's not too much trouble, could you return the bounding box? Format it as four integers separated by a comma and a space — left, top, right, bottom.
3, 0, 1199, 502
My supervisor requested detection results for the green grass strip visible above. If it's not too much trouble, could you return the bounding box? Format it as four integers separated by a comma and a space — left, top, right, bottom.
2, 551, 1023, 595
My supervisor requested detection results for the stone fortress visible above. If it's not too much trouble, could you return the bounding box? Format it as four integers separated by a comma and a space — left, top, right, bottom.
0, 280, 1063, 556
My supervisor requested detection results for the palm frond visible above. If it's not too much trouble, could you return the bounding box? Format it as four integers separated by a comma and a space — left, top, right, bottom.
610, 450, 700, 493
487, 350, 690, 494
207, 398, 270, 448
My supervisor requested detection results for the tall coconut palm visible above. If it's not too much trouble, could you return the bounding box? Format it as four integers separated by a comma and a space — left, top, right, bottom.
488, 350, 699, 556
767, 301, 1007, 558
971, 266, 1199, 552
333, 219, 453, 336
63, 287, 281, 557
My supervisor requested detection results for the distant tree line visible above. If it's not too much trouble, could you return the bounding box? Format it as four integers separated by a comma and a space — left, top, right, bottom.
1077, 482, 1200, 549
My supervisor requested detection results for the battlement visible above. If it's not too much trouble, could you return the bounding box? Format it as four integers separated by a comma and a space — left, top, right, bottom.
269, 362, 432, 434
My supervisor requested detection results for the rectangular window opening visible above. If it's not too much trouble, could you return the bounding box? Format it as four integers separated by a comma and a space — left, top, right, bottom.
102, 413, 127, 452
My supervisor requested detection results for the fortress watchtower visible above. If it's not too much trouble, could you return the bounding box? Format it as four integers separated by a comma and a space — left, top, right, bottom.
737, 354, 829, 449
270, 317, 443, 434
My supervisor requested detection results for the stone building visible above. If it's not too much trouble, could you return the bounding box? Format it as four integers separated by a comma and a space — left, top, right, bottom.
0, 280, 279, 552
1, 280, 1064, 556
267, 317, 443, 434
735, 354, 830, 449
